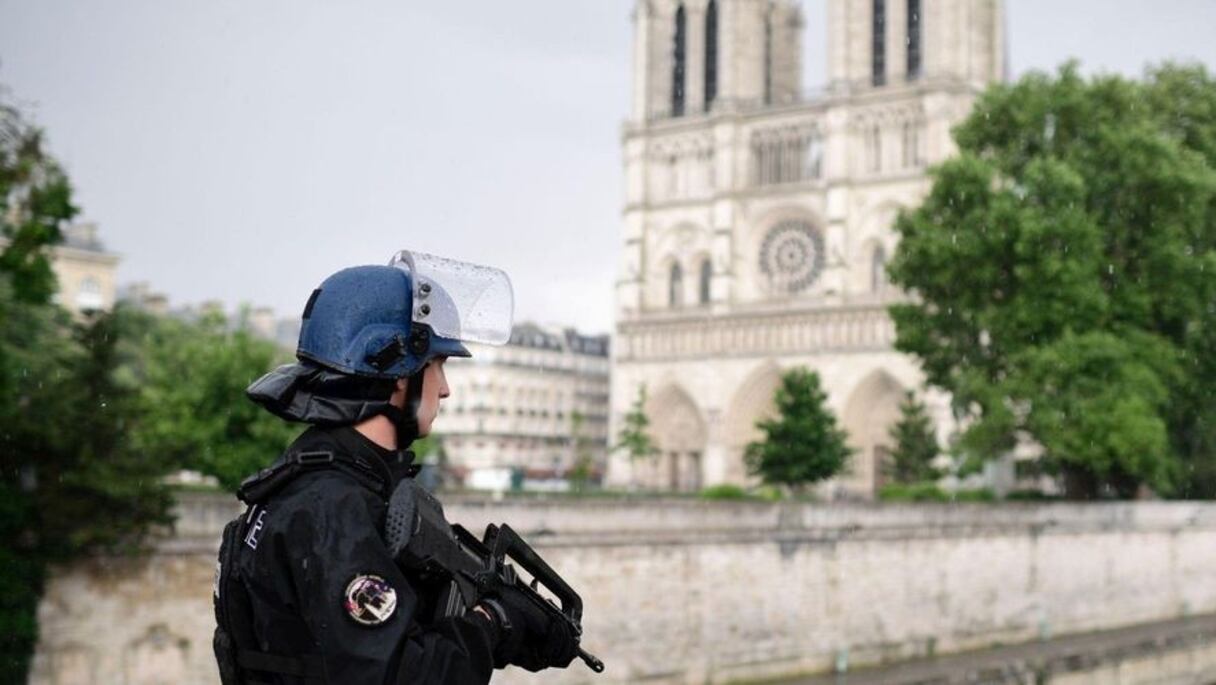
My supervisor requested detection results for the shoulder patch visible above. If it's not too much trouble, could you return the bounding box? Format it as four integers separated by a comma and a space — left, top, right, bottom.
344, 574, 398, 626
244, 506, 268, 550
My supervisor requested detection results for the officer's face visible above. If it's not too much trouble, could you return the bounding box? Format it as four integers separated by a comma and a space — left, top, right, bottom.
416, 358, 450, 437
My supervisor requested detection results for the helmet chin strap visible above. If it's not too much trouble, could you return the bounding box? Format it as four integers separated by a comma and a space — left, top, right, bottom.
381, 365, 427, 448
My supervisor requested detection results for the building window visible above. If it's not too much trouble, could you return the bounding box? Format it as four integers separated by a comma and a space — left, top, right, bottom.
805, 134, 824, 179
763, 11, 773, 104
872, 0, 887, 87
866, 125, 883, 173
75, 276, 104, 311
704, 0, 718, 112
669, 262, 683, 308
901, 121, 922, 168
672, 4, 687, 117
871, 245, 887, 292
751, 128, 823, 186
906, 0, 922, 80
699, 259, 712, 304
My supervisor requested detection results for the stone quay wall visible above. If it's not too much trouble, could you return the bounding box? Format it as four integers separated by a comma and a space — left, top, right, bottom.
30, 494, 1216, 685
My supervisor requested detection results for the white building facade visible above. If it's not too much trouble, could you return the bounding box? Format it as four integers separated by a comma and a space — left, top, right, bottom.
0, 222, 121, 316
439, 324, 611, 489
608, 0, 1005, 496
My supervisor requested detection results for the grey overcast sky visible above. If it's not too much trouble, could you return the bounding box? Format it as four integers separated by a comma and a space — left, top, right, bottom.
1, 1, 1215, 334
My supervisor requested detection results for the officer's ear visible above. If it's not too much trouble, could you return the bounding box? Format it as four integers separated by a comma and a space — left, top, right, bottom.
388, 377, 408, 408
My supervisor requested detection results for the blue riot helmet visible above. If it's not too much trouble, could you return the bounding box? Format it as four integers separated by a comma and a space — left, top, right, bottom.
247, 250, 514, 441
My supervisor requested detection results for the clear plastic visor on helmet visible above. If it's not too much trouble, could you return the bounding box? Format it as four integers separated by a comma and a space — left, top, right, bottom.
388, 250, 514, 346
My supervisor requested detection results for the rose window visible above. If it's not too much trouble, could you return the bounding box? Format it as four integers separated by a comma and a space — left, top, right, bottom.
758, 221, 825, 293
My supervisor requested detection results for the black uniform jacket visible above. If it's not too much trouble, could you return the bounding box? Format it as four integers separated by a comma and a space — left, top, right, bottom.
234, 426, 496, 684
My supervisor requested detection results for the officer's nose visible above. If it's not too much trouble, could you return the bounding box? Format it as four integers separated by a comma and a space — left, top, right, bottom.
437, 366, 450, 400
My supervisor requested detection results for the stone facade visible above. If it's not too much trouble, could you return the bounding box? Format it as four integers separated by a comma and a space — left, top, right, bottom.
30, 495, 1216, 684
440, 323, 611, 488
609, 0, 1005, 495
0, 222, 122, 315
51, 223, 121, 314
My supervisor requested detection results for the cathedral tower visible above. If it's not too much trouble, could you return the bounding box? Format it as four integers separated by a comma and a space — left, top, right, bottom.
828, 0, 1005, 91
631, 0, 804, 120
612, 1, 1005, 497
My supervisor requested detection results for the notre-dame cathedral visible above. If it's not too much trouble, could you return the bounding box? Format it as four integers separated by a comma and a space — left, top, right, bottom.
607, 0, 1006, 497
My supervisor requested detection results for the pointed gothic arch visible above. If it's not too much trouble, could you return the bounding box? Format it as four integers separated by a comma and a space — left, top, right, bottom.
906, 0, 922, 80
723, 362, 785, 484
872, 0, 887, 87
763, 8, 774, 105
866, 124, 883, 173
647, 383, 707, 491
668, 261, 684, 308
698, 256, 713, 305
672, 4, 687, 117
842, 370, 906, 496
871, 244, 888, 293
704, 0, 718, 112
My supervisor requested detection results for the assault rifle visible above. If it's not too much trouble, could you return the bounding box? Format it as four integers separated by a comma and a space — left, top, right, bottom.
383, 479, 605, 674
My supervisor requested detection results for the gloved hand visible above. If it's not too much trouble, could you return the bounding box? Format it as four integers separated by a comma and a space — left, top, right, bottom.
478, 585, 579, 672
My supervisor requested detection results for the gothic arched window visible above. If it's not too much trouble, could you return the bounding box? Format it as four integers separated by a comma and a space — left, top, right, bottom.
872, 0, 887, 87
763, 11, 774, 104
901, 121, 921, 168
867, 125, 883, 173
672, 5, 687, 117
704, 0, 718, 112
699, 258, 712, 304
906, 0, 922, 80
805, 133, 824, 179
871, 245, 888, 292
669, 262, 684, 307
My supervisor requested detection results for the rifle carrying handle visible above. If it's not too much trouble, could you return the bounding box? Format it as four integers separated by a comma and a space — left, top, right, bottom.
485, 524, 605, 673
484, 524, 584, 623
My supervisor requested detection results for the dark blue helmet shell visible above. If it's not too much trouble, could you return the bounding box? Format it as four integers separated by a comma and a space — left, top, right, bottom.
296, 265, 469, 379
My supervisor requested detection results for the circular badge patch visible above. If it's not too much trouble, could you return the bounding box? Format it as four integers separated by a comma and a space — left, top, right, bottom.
344, 574, 398, 626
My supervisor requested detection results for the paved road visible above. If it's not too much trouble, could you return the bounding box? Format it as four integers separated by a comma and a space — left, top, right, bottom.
787, 614, 1216, 685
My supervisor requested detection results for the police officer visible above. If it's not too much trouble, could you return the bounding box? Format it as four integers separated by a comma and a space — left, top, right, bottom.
213, 251, 579, 683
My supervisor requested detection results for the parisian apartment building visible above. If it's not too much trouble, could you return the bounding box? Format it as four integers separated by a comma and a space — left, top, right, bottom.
438, 323, 611, 490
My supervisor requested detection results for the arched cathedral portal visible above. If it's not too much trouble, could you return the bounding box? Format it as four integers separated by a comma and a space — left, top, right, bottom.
647, 385, 707, 491
722, 364, 783, 485
842, 370, 906, 496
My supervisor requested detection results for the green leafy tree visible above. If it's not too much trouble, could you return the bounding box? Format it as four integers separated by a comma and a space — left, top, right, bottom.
1012, 331, 1175, 497
0, 94, 174, 682
130, 310, 299, 491
887, 392, 942, 484
0, 93, 76, 304
744, 368, 852, 493
567, 410, 596, 491
614, 384, 658, 462
888, 63, 1216, 499
1142, 65, 1216, 498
